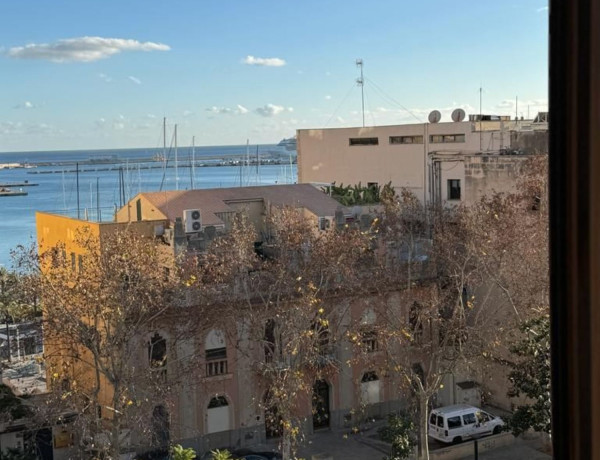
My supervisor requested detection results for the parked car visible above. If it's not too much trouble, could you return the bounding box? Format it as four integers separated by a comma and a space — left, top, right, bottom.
428, 404, 505, 444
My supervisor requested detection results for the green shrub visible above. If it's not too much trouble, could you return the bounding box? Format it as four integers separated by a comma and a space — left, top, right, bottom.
378, 412, 416, 460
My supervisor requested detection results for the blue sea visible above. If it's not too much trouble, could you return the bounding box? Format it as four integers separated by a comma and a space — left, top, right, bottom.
0, 144, 297, 268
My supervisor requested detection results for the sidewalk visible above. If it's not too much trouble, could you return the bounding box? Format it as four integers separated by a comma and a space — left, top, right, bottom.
458, 437, 552, 460
251, 426, 551, 460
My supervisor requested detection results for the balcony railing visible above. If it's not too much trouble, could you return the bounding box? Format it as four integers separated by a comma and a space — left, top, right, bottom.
206, 359, 228, 377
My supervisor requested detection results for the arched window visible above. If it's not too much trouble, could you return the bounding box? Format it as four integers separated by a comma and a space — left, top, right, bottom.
264, 319, 277, 363
205, 329, 227, 377
263, 390, 282, 439
148, 333, 167, 368
360, 308, 379, 352
206, 396, 231, 434
361, 371, 381, 404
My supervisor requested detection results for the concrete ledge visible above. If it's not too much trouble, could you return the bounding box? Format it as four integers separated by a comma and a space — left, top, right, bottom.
430, 433, 515, 460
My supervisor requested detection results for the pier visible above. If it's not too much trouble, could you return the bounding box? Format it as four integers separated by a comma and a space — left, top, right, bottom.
0, 181, 39, 187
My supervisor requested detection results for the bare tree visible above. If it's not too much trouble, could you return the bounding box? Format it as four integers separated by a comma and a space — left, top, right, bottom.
36, 227, 201, 458
190, 208, 372, 460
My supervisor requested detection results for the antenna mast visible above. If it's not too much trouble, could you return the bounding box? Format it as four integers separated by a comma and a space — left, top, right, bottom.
356, 58, 365, 127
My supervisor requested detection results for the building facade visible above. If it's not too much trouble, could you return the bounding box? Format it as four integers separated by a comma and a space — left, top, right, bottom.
296, 114, 548, 206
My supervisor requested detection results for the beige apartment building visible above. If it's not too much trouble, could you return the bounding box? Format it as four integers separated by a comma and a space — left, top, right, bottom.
297, 113, 548, 206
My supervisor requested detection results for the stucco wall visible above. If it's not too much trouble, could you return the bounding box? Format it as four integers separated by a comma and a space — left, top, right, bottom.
464, 155, 531, 205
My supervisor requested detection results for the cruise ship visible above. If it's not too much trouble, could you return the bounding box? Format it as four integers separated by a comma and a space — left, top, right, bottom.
277, 137, 297, 151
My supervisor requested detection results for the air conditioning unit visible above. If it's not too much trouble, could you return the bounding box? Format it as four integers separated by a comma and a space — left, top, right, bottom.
183, 209, 202, 233
318, 217, 333, 231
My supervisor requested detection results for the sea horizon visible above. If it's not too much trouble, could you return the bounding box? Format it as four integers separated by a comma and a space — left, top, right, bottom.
0, 144, 298, 268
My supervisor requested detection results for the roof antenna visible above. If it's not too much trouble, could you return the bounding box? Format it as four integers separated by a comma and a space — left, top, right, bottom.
356, 59, 365, 127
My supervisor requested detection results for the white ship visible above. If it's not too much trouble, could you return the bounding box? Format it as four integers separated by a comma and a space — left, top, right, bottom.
277, 137, 297, 151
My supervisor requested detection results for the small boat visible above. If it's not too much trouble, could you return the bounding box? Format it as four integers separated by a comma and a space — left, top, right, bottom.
0, 187, 28, 196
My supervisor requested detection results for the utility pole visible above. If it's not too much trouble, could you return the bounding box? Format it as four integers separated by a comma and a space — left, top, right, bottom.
356, 59, 365, 127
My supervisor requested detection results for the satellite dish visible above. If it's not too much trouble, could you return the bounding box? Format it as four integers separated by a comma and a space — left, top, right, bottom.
428, 110, 442, 123
451, 108, 466, 122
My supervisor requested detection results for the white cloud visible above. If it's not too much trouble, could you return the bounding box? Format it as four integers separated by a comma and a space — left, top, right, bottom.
255, 104, 293, 117
537, 6, 549, 12
325, 95, 332, 100
13, 101, 35, 109
128, 76, 142, 85
0, 120, 58, 136
98, 73, 112, 83
243, 55, 286, 67
6, 37, 170, 63
183, 110, 194, 117
205, 105, 248, 115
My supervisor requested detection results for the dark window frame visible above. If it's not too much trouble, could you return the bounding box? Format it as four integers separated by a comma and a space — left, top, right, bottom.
448, 179, 461, 200
429, 134, 466, 143
349, 137, 379, 146
389, 135, 424, 145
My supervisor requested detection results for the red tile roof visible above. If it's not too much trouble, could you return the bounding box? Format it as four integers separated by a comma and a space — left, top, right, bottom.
139, 184, 342, 226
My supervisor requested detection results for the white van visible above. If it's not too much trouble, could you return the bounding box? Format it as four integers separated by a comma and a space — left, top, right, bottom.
428, 404, 505, 444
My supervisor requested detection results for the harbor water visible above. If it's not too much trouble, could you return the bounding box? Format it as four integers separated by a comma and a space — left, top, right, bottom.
0, 144, 297, 268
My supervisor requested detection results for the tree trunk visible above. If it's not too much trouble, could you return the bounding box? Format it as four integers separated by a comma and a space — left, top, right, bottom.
419, 394, 430, 460
109, 387, 122, 460
281, 429, 292, 460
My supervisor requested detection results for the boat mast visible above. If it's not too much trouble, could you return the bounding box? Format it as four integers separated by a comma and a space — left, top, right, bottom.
245, 139, 250, 186
174, 124, 178, 191
256, 144, 260, 184
191, 135, 196, 189
96, 177, 101, 222
163, 117, 167, 166
76, 162, 80, 219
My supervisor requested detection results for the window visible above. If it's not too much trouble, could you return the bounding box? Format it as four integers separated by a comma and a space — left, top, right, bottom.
409, 302, 423, 342
430, 413, 437, 425
429, 134, 466, 143
264, 319, 276, 363
208, 396, 229, 409
477, 412, 491, 423
389, 135, 423, 144
148, 333, 167, 381
448, 179, 461, 200
78, 255, 84, 273
447, 416, 462, 429
205, 329, 227, 376
349, 137, 378, 146
463, 413, 476, 425
437, 415, 444, 428
361, 330, 379, 352
70, 252, 76, 271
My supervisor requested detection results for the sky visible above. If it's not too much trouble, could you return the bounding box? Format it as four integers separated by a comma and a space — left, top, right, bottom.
0, 0, 549, 153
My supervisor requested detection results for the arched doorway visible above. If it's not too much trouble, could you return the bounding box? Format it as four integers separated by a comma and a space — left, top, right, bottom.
312, 380, 330, 429
206, 396, 231, 434
361, 371, 381, 404
264, 390, 282, 439
151, 405, 170, 447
